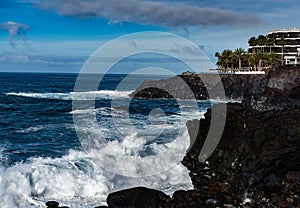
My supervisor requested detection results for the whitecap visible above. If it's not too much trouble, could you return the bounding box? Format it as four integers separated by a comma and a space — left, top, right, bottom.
6, 90, 134, 101
0, 127, 193, 207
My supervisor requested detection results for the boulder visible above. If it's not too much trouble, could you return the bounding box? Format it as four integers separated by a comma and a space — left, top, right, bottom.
107, 187, 170, 208
45, 201, 59, 208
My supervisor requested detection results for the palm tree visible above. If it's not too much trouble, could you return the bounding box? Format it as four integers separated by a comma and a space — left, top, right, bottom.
257, 35, 267, 53
234, 48, 246, 71
278, 37, 287, 65
248, 36, 258, 53
222, 49, 234, 71
248, 53, 258, 71
255, 50, 267, 71
215, 49, 235, 72
215, 52, 226, 71
266, 52, 281, 67
215, 52, 222, 68
266, 35, 275, 53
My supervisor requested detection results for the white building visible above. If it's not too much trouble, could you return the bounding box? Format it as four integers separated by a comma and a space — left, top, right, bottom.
249, 28, 300, 65
268, 28, 300, 65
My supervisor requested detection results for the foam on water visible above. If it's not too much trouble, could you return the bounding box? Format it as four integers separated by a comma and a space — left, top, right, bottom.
6, 90, 134, 100
15, 126, 45, 134
2, 87, 221, 207
6, 92, 71, 100
207, 98, 241, 104
69, 107, 113, 115
0, 127, 192, 208
1, 73, 226, 208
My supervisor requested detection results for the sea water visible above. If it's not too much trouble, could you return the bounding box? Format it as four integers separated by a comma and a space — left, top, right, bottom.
0, 73, 212, 207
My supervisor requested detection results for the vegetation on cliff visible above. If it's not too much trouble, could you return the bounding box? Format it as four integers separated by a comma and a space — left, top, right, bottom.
215, 34, 285, 72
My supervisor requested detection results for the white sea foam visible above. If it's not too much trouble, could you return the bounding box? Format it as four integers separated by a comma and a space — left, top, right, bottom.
6, 90, 134, 100
6, 92, 71, 100
0, 127, 192, 208
69, 108, 97, 115
208, 98, 241, 103
69, 106, 114, 115
15, 126, 45, 133
1, 91, 216, 207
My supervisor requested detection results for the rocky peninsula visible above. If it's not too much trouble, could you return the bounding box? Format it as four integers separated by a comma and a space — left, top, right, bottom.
130, 66, 299, 111
46, 66, 299, 207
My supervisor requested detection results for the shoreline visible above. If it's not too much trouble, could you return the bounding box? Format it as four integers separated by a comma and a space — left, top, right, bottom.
45, 65, 299, 207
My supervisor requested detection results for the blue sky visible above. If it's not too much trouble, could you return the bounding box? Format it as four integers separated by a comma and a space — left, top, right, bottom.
0, 0, 299, 73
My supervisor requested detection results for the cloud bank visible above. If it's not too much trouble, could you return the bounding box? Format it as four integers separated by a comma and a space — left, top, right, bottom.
0, 21, 31, 47
37, 0, 261, 27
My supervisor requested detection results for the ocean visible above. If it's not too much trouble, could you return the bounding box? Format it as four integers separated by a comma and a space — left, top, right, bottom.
0, 73, 213, 207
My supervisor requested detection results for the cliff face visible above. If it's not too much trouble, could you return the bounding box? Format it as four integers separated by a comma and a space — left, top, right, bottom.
181, 66, 300, 206
131, 66, 300, 111
183, 104, 300, 204
101, 66, 300, 207
131, 73, 263, 100
242, 66, 300, 111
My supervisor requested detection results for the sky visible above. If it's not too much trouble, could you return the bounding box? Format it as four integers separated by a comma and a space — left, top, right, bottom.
0, 0, 299, 73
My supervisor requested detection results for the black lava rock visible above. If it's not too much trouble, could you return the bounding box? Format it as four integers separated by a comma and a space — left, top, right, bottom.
131, 66, 300, 111
107, 186, 170, 208
45, 201, 59, 208
183, 103, 300, 205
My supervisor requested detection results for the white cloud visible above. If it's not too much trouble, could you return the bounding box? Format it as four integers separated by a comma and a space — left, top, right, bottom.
0, 21, 31, 47
37, 0, 261, 27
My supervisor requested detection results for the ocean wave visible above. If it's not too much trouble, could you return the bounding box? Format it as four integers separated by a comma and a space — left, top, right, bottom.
0, 127, 192, 208
6, 90, 134, 100
206, 98, 242, 103
69, 106, 116, 115
15, 126, 45, 133
6, 92, 71, 100
70, 90, 133, 98
69, 108, 97, 115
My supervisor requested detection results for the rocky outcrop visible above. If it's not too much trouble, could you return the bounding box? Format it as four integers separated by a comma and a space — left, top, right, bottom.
182, 103, 300, 206
104, 66, 299, 207
47, 67, 299, 207
131, 66, 300, 111
130, 73, 260, 100
242, 66, 300, 111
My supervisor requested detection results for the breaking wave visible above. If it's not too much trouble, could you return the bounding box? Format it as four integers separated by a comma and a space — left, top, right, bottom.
0, 127, 192, 208
6, 90, 134, 100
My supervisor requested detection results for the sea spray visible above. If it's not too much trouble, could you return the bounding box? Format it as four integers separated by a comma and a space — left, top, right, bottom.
6, 90, 134, 100
0, 127, 192, 207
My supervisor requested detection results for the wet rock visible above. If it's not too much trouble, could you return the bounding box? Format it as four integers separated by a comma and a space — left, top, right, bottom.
183, 103, 300, 205
205, 198, 217, 205
45, 201, 59, 208
106, 186, 170, 208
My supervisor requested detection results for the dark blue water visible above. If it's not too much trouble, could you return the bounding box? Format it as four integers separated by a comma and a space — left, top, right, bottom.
0, 72, 212, 207
0, 74, 151, 162
0, 73, 76, 164
0, 73, 211, 165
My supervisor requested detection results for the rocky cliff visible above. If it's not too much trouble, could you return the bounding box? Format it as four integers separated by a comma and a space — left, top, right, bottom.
183, 103, 300, 206
242, 66, 300, 111
46, 66, 300, 207
131, 66, 300, 111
